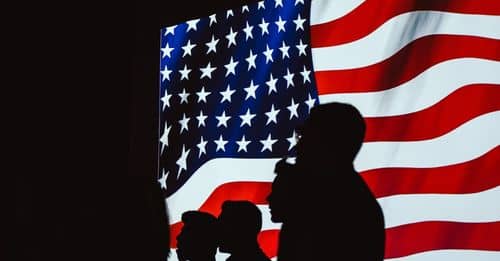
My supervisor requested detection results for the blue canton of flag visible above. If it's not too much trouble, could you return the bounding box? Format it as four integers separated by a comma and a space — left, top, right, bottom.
159, 0, 318, 196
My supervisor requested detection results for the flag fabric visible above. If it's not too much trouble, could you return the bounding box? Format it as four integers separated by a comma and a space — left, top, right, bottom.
159, 0, 500, 260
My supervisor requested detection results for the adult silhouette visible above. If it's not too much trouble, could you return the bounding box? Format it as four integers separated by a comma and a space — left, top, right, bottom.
217, 200, 271, 261
176, 211, 218, 261
268, 102, 385, 260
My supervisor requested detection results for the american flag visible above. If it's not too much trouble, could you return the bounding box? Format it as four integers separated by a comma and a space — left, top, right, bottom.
159, 0, 500, 260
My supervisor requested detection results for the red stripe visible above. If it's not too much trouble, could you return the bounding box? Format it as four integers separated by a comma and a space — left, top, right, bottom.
258, 230, 280, 258
385, 221, 500, 258
250, 221, 500, 259
364, 84, 500, 142
362, 146, 500, 198
197, 181, 271, 216
310, 0, 500, 48
315, 36, 500, 95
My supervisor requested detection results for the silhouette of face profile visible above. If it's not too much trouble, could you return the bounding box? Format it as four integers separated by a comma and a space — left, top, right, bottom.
267, 167, 296, 223
217, 200, 262, 253
176, 211, 217, 261
295, 102, 365, 166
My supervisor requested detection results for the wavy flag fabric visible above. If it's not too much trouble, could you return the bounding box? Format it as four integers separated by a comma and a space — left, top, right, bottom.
158, 0, 500, 260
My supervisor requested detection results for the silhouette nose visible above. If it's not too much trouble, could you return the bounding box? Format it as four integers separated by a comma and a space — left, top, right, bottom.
266, 192, 272, 203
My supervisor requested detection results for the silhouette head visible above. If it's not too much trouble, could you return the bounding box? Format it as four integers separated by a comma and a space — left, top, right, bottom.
217, 200, 263, 253
266, 160, 298, 223
176, 211, 218, 261
295, 102, 365, 167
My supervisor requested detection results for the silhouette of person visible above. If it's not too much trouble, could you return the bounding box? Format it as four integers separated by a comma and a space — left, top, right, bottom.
217, 200, 271, 261
268, 102, 385, 261
176, 210, 218, 261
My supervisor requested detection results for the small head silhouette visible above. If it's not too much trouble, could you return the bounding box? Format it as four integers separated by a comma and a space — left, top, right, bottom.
295, 102, 365, 168
176, 211, 218, 261
217, 200, 263, 254
266, 159, 298, 223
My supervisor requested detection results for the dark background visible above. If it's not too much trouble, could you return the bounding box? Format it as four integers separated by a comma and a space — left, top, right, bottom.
13, 1, 258, 261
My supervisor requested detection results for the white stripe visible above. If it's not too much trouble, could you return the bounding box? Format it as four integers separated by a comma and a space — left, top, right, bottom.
310, 0, 364, 25
167, 158, 278, 223
318, 58, 500, 117
258, 204, 282, 231
355, 111, 500, 172
379, 186, 500, 228
312, 11, 500, 70
385, 249, 500, 261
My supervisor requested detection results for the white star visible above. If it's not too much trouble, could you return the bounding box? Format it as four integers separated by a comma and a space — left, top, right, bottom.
178, 113, 190, 133
161, 65, 172, 82
216, 111, 231, 128
263, 44, 274, 64
293, 14, 306, 31
300, 65, 311, 83
164, 25, 176, 36
275, 16, 287, 33
214, 135, 228, 152
224, 57, 239, 76
279, 41, 290, 59
182, 40, 196, 57
186, 19, 200, 32
205, 35, 219, 54
178, 88, 190, 104
243, 22, 254, 40
197, 136, 208, 157
159, 123, 171, 152
219, 85, 236, 103
283, 68, 295, 88
242, 5, 249, 13
209, 14, 217, 26
287, 98, 299, 119
305, 94, 316, 112
200, 62, 216, 79
226, 27, 238, 47
161, 42, 174, 58
158, 170, 168, 189
266, 73, 278, 94
286, 131, 298, 151
226, 9, 234, 18
258, 1, 265, 9
295, 0, 305, 5
196, 110, 208, 127
161, 90, 172, 110
259, 18, 270, 35
246, 50, 257, 70
176, 145, 190, 177
179, 65, 191, 80
275, 0, 283, 8
244, 80, 259, 100
236, 136, 251, 152
196, 87, 211, 103
265, 104, 280, 125
260, 134, 277, 152
239, 109, 256, 127
296, 39, 307, 56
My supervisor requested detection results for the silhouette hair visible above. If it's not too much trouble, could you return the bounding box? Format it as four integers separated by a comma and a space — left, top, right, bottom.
220, 200, 262, 237
296, 102, 366, 165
